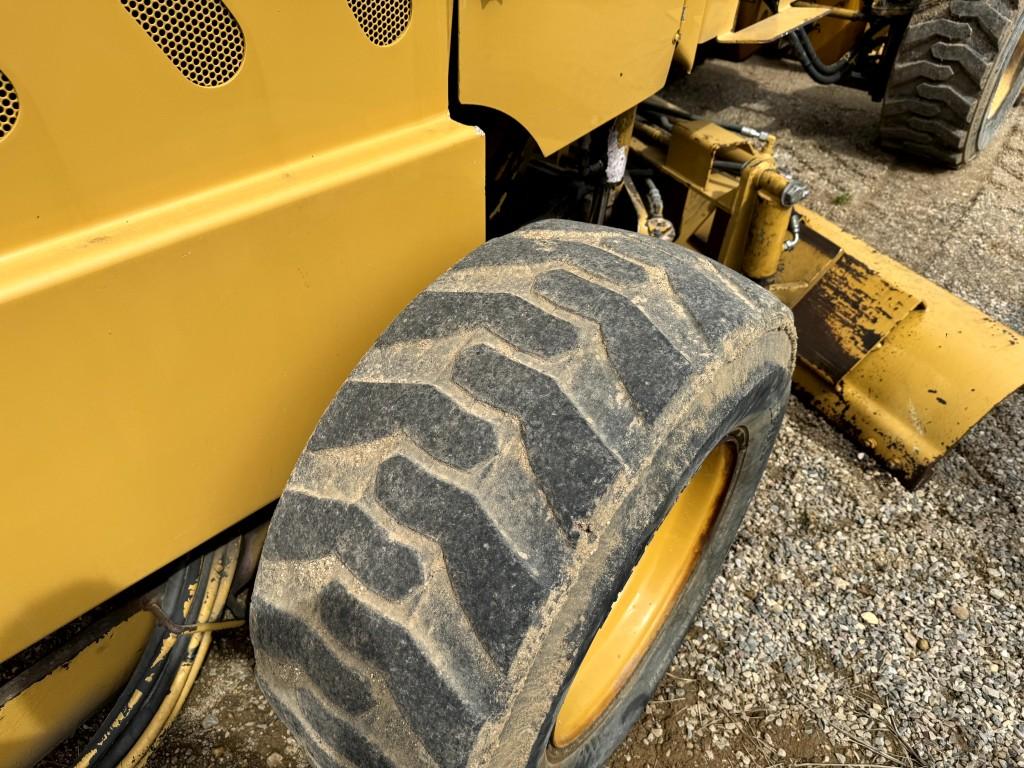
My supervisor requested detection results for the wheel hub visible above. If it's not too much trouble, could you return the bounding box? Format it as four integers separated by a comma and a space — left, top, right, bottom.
551, 442, 736, 748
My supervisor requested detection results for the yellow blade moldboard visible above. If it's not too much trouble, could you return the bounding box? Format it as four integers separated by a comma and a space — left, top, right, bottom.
781, 207, 1024, 488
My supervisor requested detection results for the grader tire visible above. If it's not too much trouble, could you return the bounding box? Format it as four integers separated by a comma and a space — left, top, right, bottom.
250, 221, 795, 768
880, 0, 1024, 166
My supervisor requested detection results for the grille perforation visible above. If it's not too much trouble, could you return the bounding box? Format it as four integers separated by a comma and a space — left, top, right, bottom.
121, 0, 244, 87
347, 0, 412, 46
0, 70, 18, 141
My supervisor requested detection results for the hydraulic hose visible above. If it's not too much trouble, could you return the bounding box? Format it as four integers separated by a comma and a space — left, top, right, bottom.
787, 30, 847, 83
641, 98, 772, 142
794, 26, 850, 75
761, 0, 853, 84
75, 540, 240, 768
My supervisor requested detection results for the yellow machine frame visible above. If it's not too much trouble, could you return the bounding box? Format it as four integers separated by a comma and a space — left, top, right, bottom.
0, 0, 686, 693
676, 0, 871, 70
0, 2, 483, 665
1, 0, 1021, 764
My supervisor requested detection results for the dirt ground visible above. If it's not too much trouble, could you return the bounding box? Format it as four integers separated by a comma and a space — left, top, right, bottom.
150, 57, 1024, 768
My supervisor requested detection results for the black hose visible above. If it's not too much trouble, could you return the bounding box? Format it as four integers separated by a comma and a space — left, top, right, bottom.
640, 101, 752, 137
78, 551, 218, 767
713, 160, 747, 174
760, 0, 852, 84
100, 552, 218, 767
787, 30, 847, 83
76, 563, 192, 765
794, 26, 850, 75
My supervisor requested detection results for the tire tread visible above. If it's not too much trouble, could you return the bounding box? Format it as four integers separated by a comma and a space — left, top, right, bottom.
880, 0, 1022, 166
252, 221, 794, 767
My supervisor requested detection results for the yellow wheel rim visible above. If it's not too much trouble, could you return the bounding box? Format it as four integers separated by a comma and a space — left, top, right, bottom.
988, 27, 1024, 119
551, 441, 736, 748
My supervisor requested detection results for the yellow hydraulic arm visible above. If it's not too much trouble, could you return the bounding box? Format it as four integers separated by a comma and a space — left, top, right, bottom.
629, 104, 1024, 486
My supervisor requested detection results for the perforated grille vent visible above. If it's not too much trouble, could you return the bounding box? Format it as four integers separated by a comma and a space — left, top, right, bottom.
121, 0, 245, 86
347, 0, 411, 46
0, 70, 18, 141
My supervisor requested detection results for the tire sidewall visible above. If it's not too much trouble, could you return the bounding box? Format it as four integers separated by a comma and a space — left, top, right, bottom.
531, 363, 790, 768
976, 7, 1024, 153
477, 342, 791, 767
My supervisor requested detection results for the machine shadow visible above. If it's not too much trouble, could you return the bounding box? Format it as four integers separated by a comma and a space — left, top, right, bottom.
661, 57, 947, 174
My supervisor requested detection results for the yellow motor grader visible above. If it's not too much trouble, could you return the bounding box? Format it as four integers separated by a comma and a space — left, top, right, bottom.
0, 2, 1021, 767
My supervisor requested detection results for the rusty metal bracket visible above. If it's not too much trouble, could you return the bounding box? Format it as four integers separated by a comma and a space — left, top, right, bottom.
142, 599, 246, 635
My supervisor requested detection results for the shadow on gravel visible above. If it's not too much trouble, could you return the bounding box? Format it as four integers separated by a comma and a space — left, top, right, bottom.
662, 58, 948, 176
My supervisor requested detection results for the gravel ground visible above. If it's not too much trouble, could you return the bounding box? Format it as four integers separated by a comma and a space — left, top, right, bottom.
151, 57, 1024, 768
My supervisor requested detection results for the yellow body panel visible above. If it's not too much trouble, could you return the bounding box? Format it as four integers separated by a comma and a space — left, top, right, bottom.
694, 0, 743, 44
677, 0, 733, 71
457, 0, 685, 155
0, 613, 154, 768
0, 2, 456, 252
0, 2, 484, 662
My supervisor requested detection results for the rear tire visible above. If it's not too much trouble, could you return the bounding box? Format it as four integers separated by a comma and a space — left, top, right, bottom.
250, 221, 795, 768
880, 0, 1024, 166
